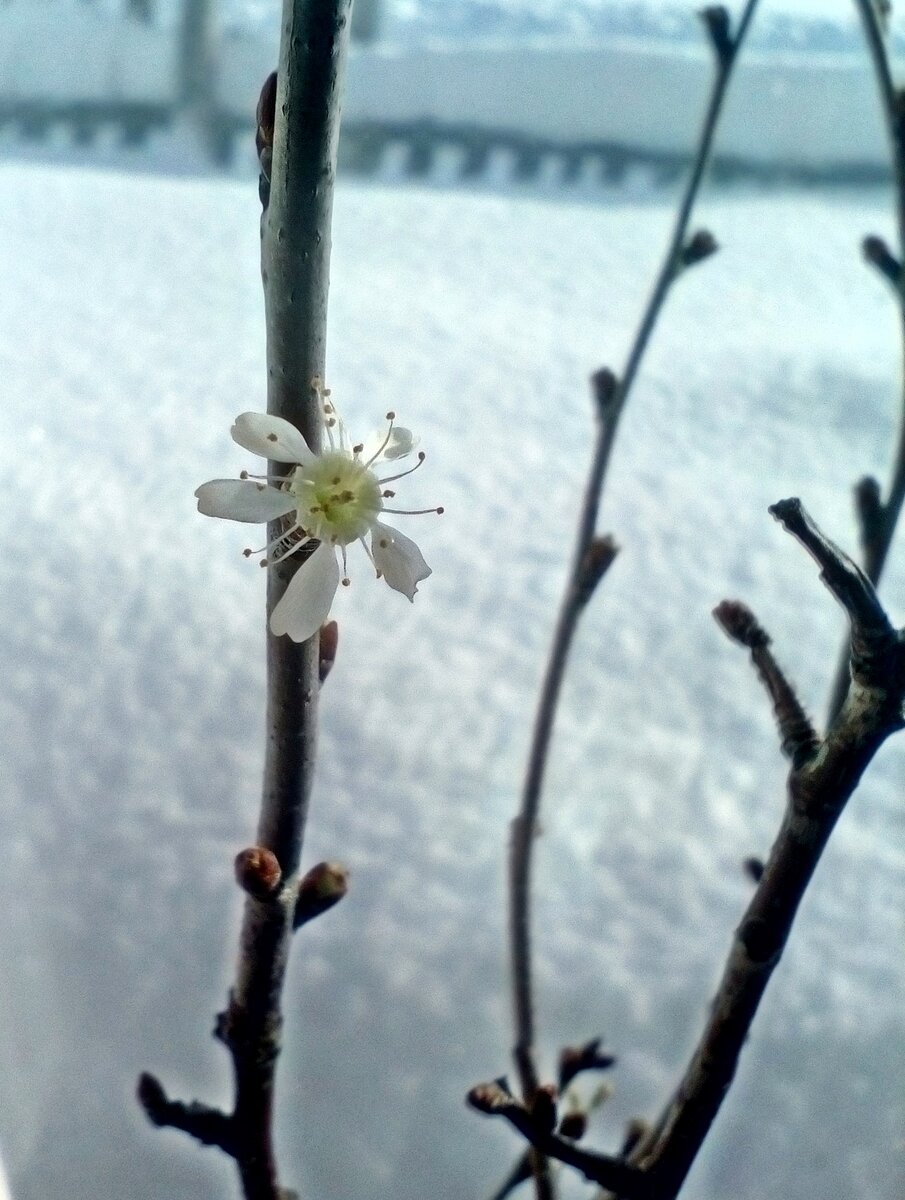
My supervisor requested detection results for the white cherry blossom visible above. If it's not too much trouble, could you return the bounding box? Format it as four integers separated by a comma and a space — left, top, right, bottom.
195, 391, 440, 642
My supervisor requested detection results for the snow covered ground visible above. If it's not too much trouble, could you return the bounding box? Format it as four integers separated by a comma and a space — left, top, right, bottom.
0, 156, 902, 1200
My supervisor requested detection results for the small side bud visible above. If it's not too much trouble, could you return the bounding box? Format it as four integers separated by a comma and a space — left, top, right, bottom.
466, 1080, 514, 1114
256, 71, 277, 160
576, 535, 620, 607
319, 620, 339, 685
137, 1072, 168, 1125
679, 228, 719, 270
234, 847, 282, 900
620, 1117, 650, 1157
558, 1037, 618, 1088
743, 856, 764, 883
590, 367, 619, 415
558, 1110, 588, 1141
862, 234, 902, 288
294, 861, 349, 929
530, 1084, 558, 1135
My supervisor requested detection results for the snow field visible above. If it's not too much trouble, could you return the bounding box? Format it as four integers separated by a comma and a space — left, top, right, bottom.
0, 162, 901, 1200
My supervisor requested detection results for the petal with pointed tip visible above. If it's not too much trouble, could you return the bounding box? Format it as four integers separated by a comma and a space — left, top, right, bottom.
195, 480, 297, 523
270, 542, 340, 642
231, 412, 315, 464
371, 522, 431, 601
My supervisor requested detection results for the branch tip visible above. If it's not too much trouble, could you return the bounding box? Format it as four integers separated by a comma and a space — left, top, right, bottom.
712, 599, 769, 649
862, 233, 902, 287
590, 367, 620, 414
698, 5, 733, 62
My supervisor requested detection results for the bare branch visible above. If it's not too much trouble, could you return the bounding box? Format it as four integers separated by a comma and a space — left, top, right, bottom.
626, 502, 905, 1199
825, 0, 905, 718
136, 1073, 234, 1154
138, 3, 352, 1197
503, 6, 761, 1197
467, 1084, 651, 1198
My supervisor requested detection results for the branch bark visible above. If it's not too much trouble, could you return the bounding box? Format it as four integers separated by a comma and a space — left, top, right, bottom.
504, 5, 760, 1196
138, 3, 352, 1197
622, 500, 905, 1199
826, 0, 905, 717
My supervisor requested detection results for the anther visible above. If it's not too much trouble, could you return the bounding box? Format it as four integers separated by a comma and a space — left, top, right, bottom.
386, 410, 396, 420
267, 432, 278, 442
383, 489, 396, 498
243, 548, 253, 558
341, 577, 351, 587
353, 443, 364, 454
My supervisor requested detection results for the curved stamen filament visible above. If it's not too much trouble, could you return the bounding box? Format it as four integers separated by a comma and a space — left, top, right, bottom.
244, 520, 314, 565
381, 505, 444, 516
364, 411, 397, 468
378, 451, 426, 486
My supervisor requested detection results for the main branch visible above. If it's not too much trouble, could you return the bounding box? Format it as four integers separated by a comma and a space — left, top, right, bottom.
138, 3, 353, 1197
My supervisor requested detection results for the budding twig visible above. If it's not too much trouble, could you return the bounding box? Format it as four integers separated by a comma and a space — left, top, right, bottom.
626, 501, 905, 1199
501, 5, 761, 1197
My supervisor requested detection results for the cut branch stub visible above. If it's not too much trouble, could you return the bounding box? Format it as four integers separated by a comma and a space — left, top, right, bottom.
713, 598, 819, 766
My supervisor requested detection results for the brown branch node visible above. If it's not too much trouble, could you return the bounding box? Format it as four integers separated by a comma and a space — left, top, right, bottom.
575, 535, 620, 607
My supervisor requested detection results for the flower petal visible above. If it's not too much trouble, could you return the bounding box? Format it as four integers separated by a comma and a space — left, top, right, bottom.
231, 412, 315, 464
269, 542, 340, 642
371, 521, 431, 601
195, 480, 297, 523
361, 426, 417, 463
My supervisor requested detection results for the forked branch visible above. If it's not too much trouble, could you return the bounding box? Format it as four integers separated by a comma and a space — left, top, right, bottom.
501, 4, 760, 1196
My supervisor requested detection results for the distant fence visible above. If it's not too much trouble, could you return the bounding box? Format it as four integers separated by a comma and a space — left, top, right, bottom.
0, 7, 895, 186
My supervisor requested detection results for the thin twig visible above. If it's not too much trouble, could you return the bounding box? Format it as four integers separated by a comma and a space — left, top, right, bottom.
826, 0, 905, 718
138, 3, 352, 1197
505, 5, 760, 1196
624, 501, 905, 1200
468, 1083, 652, 1199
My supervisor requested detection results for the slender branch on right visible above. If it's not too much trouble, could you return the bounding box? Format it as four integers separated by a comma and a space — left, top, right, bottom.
622, 499, 905, 1200
825, 0, 905, 718
501, 5, 760, 1197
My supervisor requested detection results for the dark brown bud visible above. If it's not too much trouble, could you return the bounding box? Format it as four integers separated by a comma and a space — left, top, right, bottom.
743, 856, 764, 883
466, 1080, 513, 1114
558, 1037, 617, 1088
294, 861, 349, 929
862, 235, 901, 288
590, 366, 619, 414
558, 1110, 588, 1141
576, 535, 619, 606
234, 847, 282, 900
620, 1117, 650, 1157
319, 619, 339, 684
680, 228, 719, 269
713, 600, 769, 650
256, 71, 277, 157
136, 1072, 168, 1124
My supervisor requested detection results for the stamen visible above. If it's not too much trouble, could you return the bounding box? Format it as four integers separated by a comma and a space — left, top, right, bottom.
382, 490, 396, 498
241, 469, 288, 485
381, 506, 444, 516
378, 451, 426, 486
352, 443, 364, 456
244, 521, 315, 566
359, 536, 376, 568
364, 413, 397, 468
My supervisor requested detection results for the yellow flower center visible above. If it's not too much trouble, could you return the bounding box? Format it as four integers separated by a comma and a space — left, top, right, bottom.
290, 451, 383, 545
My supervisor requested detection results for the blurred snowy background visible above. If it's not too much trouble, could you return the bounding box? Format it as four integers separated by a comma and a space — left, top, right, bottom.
0, 3, 903, 1200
